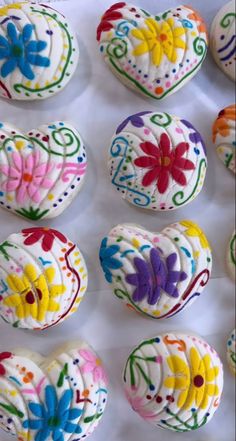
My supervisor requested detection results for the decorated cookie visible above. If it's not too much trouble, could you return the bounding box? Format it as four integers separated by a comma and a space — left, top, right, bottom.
99, 221, 212, 319
227, 329, 236, 375
0, 121, 87, 220
97, 3, 208, 100
0, 2, 79, 100
212, 104, 236, 174
210, 1, 236, 82
123, 333, 223, 432
226, 231, 236, 281
0, 227, 88, 329
108, 111, 207, 211
0, 341, 108, 439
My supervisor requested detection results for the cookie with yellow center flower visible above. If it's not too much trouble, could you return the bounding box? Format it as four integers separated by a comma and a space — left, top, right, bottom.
123, 333, 223, 432
97, 3, 208, 100
0, 227, 88, 330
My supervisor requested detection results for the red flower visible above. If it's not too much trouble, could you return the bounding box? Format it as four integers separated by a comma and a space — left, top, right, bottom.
97, 2, 125, 41
0, 352, 12, 375
22, 227, 67, 252
134, 133, 195, 194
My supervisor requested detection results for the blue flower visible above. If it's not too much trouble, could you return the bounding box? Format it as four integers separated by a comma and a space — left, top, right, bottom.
99, 238, 123, 283
23, 385, 83, 441
0, 22, 50, 80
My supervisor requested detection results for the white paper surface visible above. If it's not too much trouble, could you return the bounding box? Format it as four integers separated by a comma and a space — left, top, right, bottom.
0, 1, 235, 440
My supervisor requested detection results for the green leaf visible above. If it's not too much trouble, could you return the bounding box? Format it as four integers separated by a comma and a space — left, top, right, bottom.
0, 403, 24, 418
84, 412, 103, 424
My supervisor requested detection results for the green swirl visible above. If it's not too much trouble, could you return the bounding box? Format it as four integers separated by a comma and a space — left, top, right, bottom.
107, 38, 128, 59
193, 37, 207, 56
150, 112, 172, 127
172, 159, 207, 207
31, 128, 80, 157
220, 12, 236, 28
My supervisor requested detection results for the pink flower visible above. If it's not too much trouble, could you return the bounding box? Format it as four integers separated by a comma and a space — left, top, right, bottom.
79, 349, 108, 385
125, 392, 157, 421
0, 151, 54, 204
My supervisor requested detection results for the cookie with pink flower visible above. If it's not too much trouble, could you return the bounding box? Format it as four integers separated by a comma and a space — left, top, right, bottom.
0, 121, 87, 220
108, 111, 207, 211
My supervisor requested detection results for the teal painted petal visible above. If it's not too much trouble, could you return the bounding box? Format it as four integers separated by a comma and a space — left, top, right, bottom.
7, 23, 18, 43
52, 430, 63, 441
35, 427, 51, 441
65, 421, 80, 433
0, 35, 9, 48
0, 47, 10, 59
68, 408, 83, 420
17, 57, 35, 80
107, 257, 123, 269
1, 58, 17, 77
26, 53, 50, 68
23, 418, 44, 430
28, 402, 44, 418
45, 385, 57, 416
22, 24, 33, 42
26, 40, 47, 53
58, 389, 73, 415
103, 244, 120, 258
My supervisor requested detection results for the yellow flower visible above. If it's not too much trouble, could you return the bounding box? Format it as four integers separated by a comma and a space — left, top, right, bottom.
0, 3, 23, 16
180, 220, 210, 249
132, 17, 186, 66
4, 264, 66, 322
164, 347, 219, 410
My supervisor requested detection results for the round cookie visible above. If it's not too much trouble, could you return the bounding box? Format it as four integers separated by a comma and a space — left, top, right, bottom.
0, 341, 108, 439
212, 104, 236, 174
99, 221, 212, 319
0, 121, 87, 220
0, 2, 79, 100
210, 1, 236, 81
108, 111, 207, 211
123, 333, 223, 432
0, 227, 88, 330
227, 329, 236, 375
97, 3, 208, 100
226, 231, 236, 281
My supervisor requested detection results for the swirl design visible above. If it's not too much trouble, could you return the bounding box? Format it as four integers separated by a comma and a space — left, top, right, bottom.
123, 334, 223, 432
0, 228, 88, 330
99, 221, 212, 319
0, 121, 87, 220
0, 342, 108, 439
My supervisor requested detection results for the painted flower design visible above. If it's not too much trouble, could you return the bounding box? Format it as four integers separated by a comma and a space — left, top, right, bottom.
0, 22, 50, 79
0, 352, 12, 375
79, 349, 108, 385
126, 249, 187, 305
132, 17, 186, 66
164, 347, 220, 410
4, 264, 66, 322
22, 227, 67, 252
134, 133, 195, 194
187, 8, 207, 35
212, 105, 236, 142
180, 220, 210, 249
99, 238, 123, 283
0, 151, 54, 204
116, 111, 151, 134
126, 393, 157, 421
97, 2, 125, 41
23, 385, 83, 439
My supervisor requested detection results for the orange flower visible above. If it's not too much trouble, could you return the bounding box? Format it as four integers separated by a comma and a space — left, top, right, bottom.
187, 7, 207, 36
213, 104, 236, 142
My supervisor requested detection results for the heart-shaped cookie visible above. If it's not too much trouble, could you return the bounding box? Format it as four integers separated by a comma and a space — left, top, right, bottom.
0, 341, 108, 440
0, 227, 88, 329
97, 3, 208, 100
0, 2, 79, 100
99, 221, 212, 319
212, 104, 236, 174
0, 121, 87, 220
123, 333, 223, 432
108, 111, 207, 211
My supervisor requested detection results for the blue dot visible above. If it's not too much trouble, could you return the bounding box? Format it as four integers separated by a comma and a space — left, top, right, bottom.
165, 74, 169, 78
53, 204, 57, 208
59, 122, 64, 126
0, 123, 3, 128
172, 69, 176, 73
144, 74, 148, 78
228, 341, 232, 346
0, 192, 4, 197
59, 199, 63, 203
77, 157, 83, 163
77, 177, 80, 182
133, 64, 136, 68
100, 46, 104, 52
155, 338, 160, 343
194, 148, 200, 155
7, 147, 12, 152
64, 192, 68, 196
156, 79, 161, 84
71, 185, 75, 189
149, 384, 155, 391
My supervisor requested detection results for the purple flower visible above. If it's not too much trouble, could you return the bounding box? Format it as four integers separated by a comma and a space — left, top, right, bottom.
116, 111, 152, 134
126, 249, 187, 306
181, 119, 207, 155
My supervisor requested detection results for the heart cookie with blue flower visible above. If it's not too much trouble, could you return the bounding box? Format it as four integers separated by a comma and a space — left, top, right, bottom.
0, 121, 87, 220
0, 2, 79, 100
97, 3, 208, 100
0, 341, 108, 440
99, 221, 212, 319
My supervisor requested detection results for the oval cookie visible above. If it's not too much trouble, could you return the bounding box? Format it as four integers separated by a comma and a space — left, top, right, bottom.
227, 329, 236, 375
0, 121, 87, 220
212, 104, 236, 174
0, 227, 88, 329
0, 341, 108, 439
210, 1, 236, 81
124, 333, 223, 432
0, 2, 79, 100
97, 3, 208, 99
226, 231, 236, 281
99, 221, 212, 319
108, 111, 207, 211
